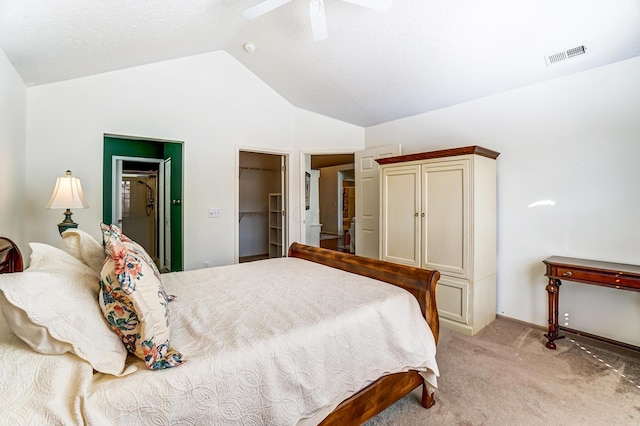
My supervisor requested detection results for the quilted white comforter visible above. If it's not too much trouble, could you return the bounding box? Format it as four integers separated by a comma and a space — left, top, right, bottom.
0, 257, 438, 425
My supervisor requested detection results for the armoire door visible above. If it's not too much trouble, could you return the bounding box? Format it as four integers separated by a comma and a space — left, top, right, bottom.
380, 164, 421, 267
421, 159, 470, 278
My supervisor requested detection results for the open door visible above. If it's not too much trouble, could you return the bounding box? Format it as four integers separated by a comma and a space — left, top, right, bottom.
278, 155, 287, 256
354, 144, 401, 259
113, 159, 124, 228
159, 157, 171, 271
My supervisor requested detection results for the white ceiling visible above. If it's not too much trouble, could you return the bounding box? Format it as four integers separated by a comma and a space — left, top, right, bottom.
1, 0, 639, 127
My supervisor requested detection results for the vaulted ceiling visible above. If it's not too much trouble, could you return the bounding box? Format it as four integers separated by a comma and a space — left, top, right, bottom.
1, 0, 639, 127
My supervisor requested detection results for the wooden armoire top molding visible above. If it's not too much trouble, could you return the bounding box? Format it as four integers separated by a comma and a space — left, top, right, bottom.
376, 146, 500, 165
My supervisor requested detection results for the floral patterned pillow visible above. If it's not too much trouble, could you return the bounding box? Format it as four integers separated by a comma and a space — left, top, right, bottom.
99, 223, 184, 370
103, 223, 161, 277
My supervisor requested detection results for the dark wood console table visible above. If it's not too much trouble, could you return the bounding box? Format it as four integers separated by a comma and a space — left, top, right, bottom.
544, 256, 640, 351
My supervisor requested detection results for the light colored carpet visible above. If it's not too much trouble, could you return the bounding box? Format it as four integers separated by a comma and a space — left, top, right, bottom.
365, 317, 640, 425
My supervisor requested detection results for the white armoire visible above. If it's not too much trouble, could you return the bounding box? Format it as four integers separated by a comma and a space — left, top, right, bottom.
377, 146, 500, 336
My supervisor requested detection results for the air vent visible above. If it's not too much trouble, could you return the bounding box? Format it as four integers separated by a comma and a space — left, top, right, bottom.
545, 44, 588, 66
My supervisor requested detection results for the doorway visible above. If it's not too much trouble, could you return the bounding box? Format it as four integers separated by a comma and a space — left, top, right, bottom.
303, 144, 401, 258
103, 135, 183, 271
238, 150, 287, 263
305, 153, 355, 253
121, 164, 159, 265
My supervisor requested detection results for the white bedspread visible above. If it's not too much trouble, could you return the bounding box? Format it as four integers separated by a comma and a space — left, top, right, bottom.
1, 257, 438, 425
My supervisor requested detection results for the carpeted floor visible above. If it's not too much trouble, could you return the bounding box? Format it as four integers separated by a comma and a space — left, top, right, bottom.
365, 317, 640, 425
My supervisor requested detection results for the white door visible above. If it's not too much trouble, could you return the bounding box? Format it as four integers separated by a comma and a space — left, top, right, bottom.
279, 155, 287, 255
112, 159, 124, 227
305, 170, 321, 247
354, 144, 401, 258
159, 158, 172, 272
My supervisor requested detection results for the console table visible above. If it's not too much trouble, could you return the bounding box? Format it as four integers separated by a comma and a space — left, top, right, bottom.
543, 256, 640, 351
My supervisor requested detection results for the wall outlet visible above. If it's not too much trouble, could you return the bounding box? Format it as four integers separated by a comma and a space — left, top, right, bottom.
203, 261, 210, 268
208, 208, 221, 218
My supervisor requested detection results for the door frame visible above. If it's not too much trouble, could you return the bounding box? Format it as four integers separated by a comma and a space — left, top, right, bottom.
235, 145, 290, 263
112, 156, 168, 270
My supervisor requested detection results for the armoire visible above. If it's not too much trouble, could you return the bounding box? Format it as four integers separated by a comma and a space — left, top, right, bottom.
377, 146, 500, 336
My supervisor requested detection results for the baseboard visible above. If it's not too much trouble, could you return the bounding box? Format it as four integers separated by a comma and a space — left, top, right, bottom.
495, 314, 640, 358
440, 317, 474, 336
496, 314, 546, 331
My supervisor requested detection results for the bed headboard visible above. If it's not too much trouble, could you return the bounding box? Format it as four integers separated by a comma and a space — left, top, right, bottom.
0, 237, 23, 274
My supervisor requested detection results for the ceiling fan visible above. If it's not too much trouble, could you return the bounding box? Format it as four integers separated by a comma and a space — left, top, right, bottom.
243, 0, 392, 41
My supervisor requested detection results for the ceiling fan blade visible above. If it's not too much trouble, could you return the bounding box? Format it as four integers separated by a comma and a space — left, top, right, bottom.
340, 0, 393, 11
309, 0, 328, 41
243, 0, 293, 20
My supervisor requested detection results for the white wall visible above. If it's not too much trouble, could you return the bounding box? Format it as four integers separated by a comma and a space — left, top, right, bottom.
24, 51, 363, 269
0, 48, 26, 249
366, 56, 640, 346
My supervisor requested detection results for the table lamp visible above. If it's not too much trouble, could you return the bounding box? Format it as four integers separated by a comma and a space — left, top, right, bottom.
46, 170, 89, 234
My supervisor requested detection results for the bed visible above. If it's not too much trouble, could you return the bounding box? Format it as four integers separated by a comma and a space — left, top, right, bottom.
0, 232, 440, 425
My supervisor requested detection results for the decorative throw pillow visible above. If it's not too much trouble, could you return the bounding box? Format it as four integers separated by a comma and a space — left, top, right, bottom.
99, 223, 184, 370
60, 228, 106, 274
102, 223, 161, 276
0, 243, 128, 375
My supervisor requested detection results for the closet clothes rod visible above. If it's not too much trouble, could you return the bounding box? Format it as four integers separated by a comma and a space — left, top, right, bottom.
239, 210, 268, 222
239, 166, 279, 171
239, 166, 280, 178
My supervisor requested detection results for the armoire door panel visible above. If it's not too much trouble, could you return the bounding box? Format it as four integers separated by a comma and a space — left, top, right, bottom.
381, 166, 420, 267
436, 276, 469, 323
422, 160, 470, 278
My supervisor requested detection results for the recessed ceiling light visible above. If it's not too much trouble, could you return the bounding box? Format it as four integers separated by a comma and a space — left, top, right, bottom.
243, 42, 256, 53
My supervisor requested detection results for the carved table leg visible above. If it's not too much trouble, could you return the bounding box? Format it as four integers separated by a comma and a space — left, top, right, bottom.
544, 278, 564, 349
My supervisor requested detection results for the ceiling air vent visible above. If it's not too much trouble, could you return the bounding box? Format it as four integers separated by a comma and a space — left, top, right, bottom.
545, 44, 588, 66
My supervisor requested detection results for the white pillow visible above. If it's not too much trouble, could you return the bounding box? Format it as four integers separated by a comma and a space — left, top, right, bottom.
0, 243, 129, 375
60, 228, 106, 274
0, 293, 73, 353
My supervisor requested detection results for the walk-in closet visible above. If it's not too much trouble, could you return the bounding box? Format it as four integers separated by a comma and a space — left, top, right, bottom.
238, 151, 285, 262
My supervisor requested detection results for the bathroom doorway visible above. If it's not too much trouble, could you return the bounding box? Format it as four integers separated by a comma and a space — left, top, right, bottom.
121, 164, 159, 266
103, 135, 183, 271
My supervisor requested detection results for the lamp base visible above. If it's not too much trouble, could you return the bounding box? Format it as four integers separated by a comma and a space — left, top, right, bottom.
57, 208, 79, 235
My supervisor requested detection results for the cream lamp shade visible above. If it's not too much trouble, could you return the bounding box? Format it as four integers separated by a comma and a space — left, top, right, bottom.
46, 170, 89, 234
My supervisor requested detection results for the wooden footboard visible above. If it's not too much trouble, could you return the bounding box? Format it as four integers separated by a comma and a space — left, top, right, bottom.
287, 243, 440, 424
